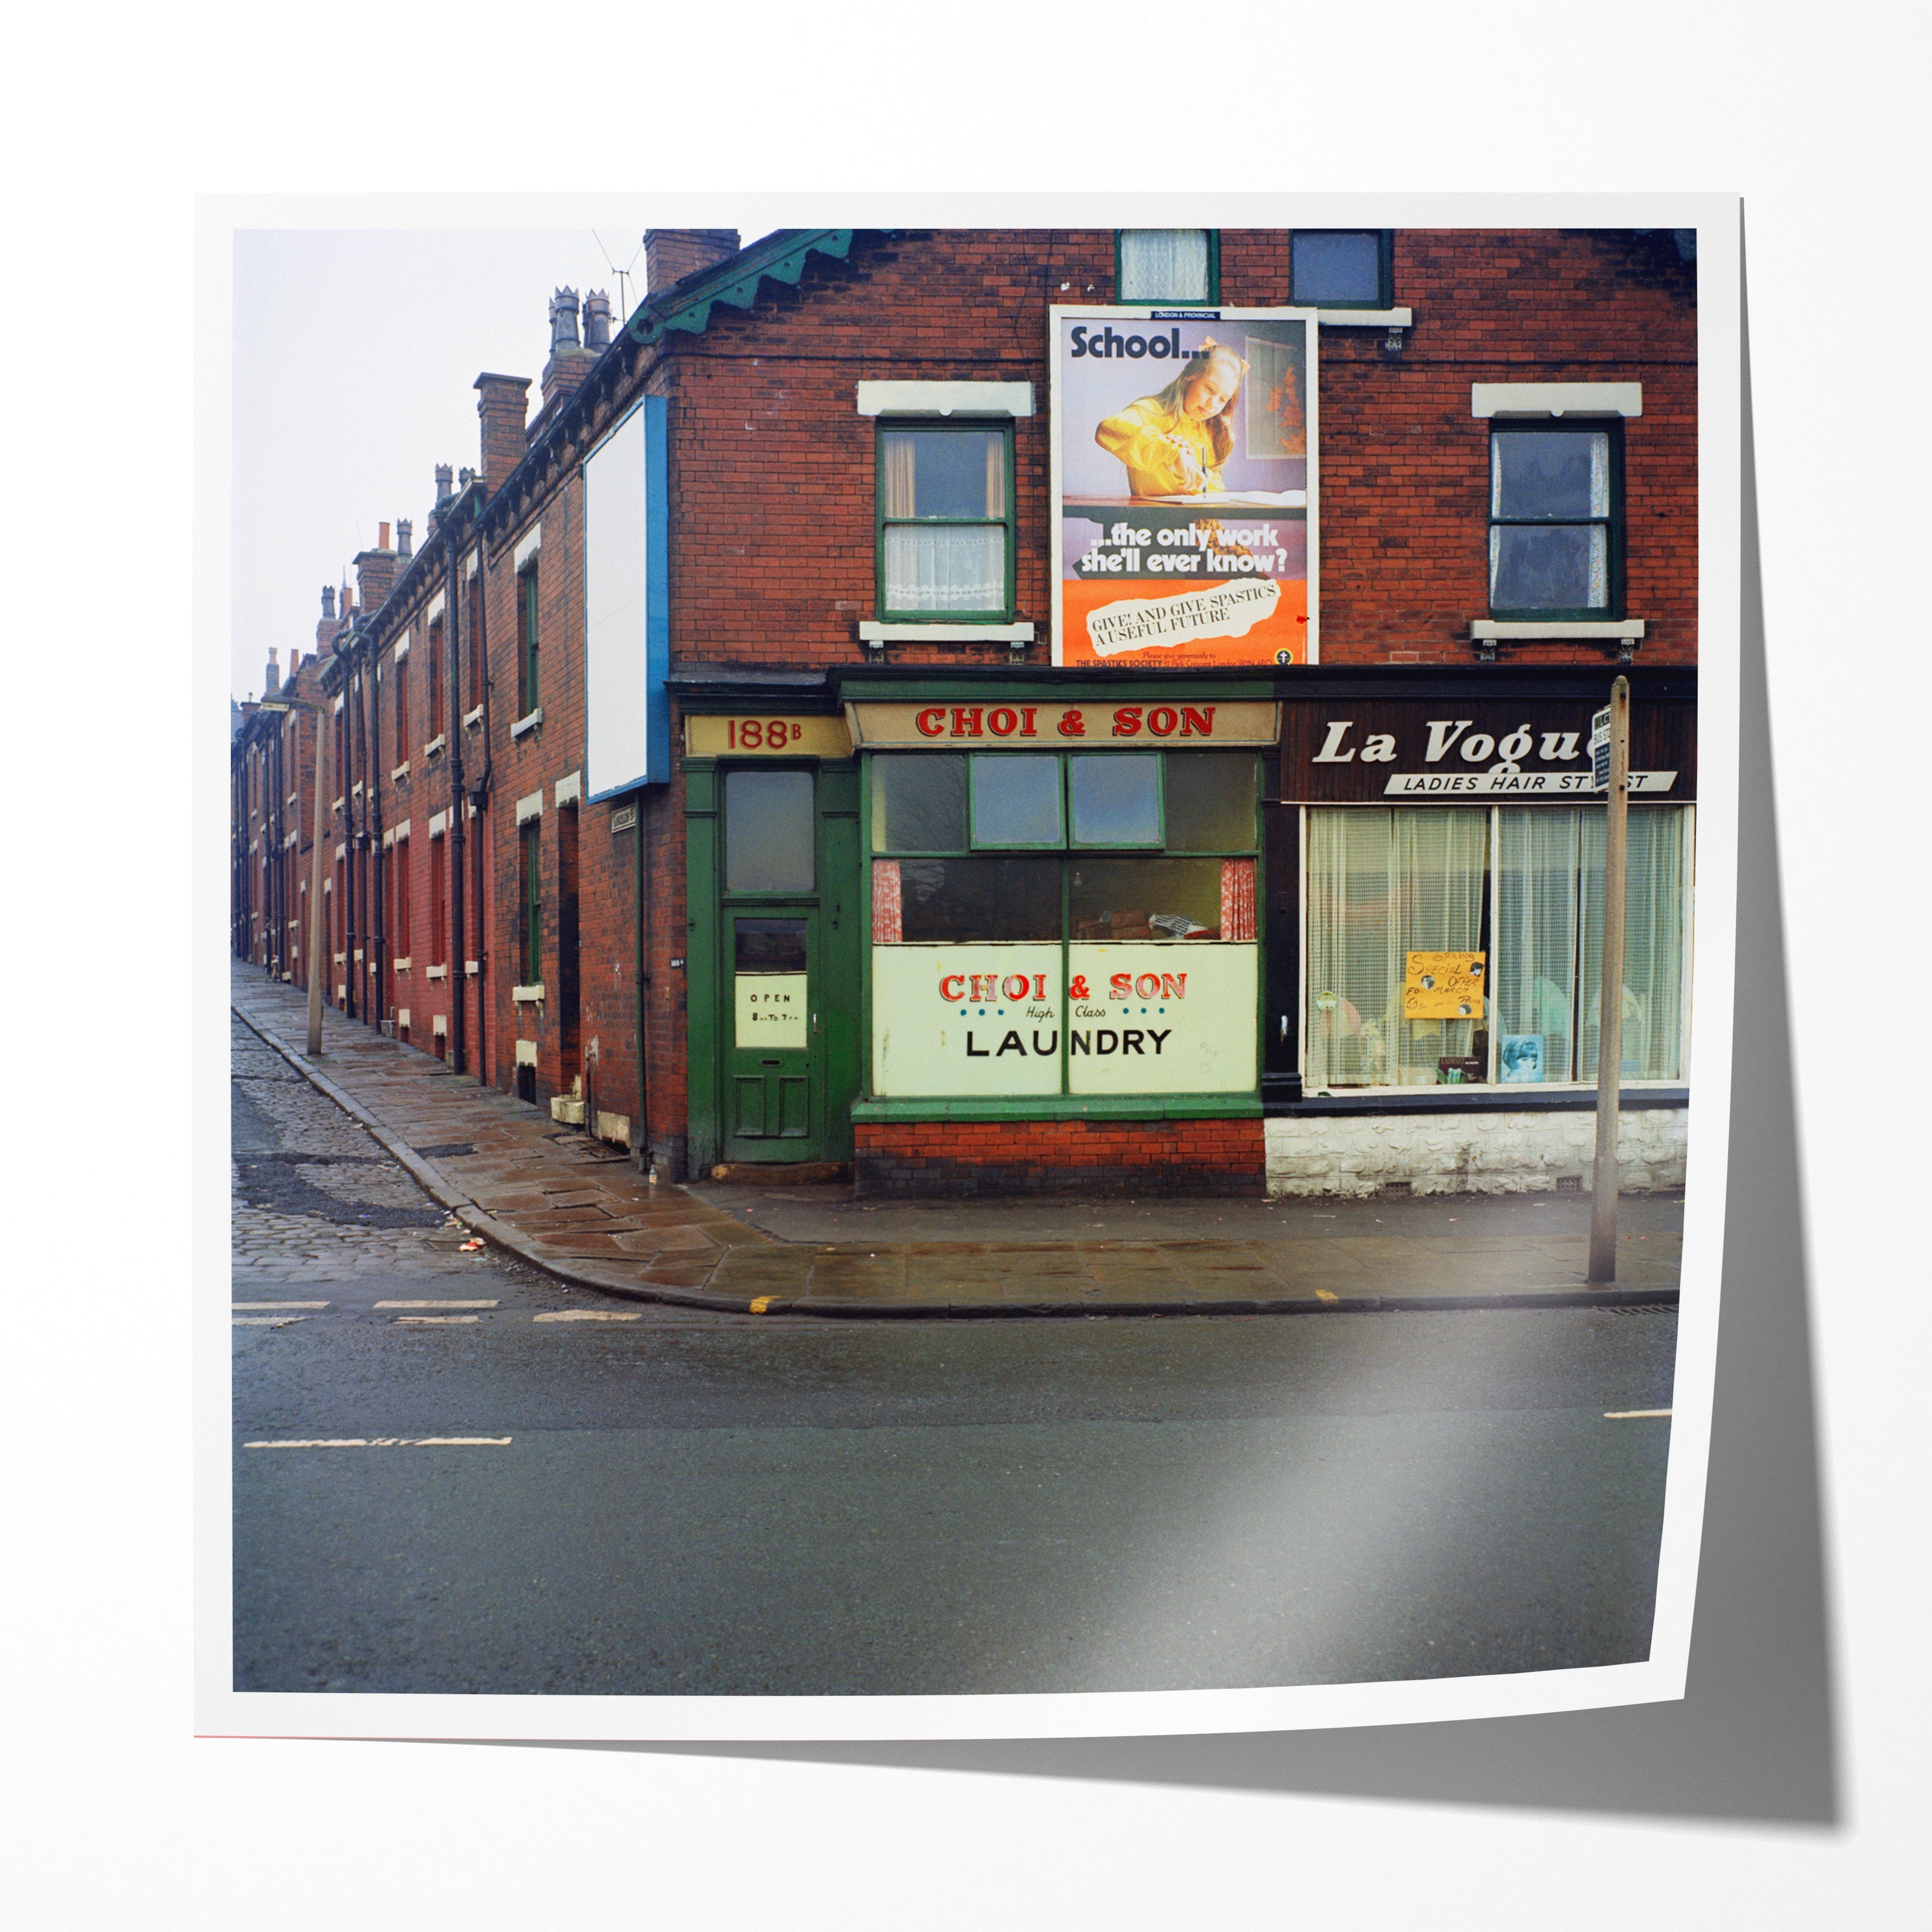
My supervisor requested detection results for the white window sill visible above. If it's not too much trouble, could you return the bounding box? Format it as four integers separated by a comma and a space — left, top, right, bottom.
1472, 620, 1646, 640
1471, 382, 1643, 420
424, 735, 447, 759
332, 952, 347, 965
394, 957, 411, 973
391, 762, 410, 782
856, 380, 1035, 418
353, 948, 364, 962
332, 796, 345, 812
859, 621, 1035, 644
465, 960, 480, 977
463, 704, 485, 731
352, 782, 363, 799
1316, 306, 1414, 328
286, 794, 298, 808
426, 964, 448, 981
511, 706, 544, 739
512, 983, 546, 1004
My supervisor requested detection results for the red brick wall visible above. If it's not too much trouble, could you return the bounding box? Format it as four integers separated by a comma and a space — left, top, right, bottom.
854, 1117, 1266, 1198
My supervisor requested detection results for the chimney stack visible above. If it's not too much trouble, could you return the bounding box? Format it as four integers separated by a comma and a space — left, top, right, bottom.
539, 285, 599, 417
265, 647, 281, 697
644, 228, 741, 293
322, 585, 336, 621
473, 374, 532, 496
435, 463, 454, 504
354, 536, 400, 616
549, 288, 581, 354
379, 521, 391, 551
396, 518, 413, 561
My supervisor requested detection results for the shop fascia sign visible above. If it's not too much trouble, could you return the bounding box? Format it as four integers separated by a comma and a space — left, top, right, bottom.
1308, 715, 1677, 796
846, 699, 1279, 748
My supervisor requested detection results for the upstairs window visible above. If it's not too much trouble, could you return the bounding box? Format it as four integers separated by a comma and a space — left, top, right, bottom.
1115, 229, 1218, 303
427, 616, 445, 739
1289, 231, 1392, 308
518, 560, 541, 714
876, 424, 1014, 622
518, 822, 542, 983
1488, 423, 1623, 619
393, 655, 410, 765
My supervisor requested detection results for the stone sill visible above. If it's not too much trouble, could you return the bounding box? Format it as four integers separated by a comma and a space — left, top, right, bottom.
511, 707, 545, 740
1472, 620, 1646, 640
465, 960, 480, 977
860, 621, 1035, 644
512, 983, 546, 1004
424, 734, 447, 759
464, 704, 485, 731
425, 964, 448, 981
391, 762, 410, 782
394, 957, 411, 973
1318, 306, 1414, 328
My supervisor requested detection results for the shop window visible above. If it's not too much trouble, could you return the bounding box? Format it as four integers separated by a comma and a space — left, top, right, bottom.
1290, 231, 1392, 308
518, 560, 541, 714
876, 424, 1014, 621
971, 754, 1063, 846
1116, 229, 1218, 303
1305, 805, 1688, 1092
1070, 754, 1160, 847
725, 769, 815, 894
871, 754, 965, 852
1488, 424, 1623, 619
1495, 808, 1686, 1083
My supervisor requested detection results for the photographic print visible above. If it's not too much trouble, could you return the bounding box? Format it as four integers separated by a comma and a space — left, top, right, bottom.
208, 200, 1735, 1744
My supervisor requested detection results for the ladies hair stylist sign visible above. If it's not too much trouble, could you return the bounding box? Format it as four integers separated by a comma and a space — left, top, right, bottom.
1051, 307, 1318, 668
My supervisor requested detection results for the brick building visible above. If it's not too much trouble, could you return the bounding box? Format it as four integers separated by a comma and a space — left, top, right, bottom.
234, 224, 1699, 1199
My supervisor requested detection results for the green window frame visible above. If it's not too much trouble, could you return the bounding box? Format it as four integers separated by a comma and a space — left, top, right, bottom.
1288, 230, 1394, 308
518, 559, 541, 715
1487, 421, 1625, 622
1114, 229, 1221, 303
874, 421, 1016, 624
519, 821, 542, 984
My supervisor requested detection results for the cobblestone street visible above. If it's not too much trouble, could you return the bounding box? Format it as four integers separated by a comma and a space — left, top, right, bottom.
231, 1016, 543, 1290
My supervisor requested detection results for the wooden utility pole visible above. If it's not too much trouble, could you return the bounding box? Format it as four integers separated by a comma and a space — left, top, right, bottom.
1589, 675, 1630, 1284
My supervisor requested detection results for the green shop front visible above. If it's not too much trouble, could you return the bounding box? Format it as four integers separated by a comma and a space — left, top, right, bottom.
680, 674, 1280, 1193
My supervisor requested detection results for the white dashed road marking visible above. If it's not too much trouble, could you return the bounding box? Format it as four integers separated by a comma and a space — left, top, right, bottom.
533, 1310, 643, 1322
394, 1315, 480, 1325
233, 1316, 308, 1327
233, 1302, 330, 1310
375, 1299, 500, 1309
243, 1437, 513, 1449
1604, 1409, 1673, 1419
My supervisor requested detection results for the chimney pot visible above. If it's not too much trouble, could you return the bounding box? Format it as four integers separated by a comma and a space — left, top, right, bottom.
549, 288, 582, 354
379, 521, 391, 550
396, 518, 413, 560
583, 291, 613, 349
434, 463, 454, 504
322, 585, 336, 620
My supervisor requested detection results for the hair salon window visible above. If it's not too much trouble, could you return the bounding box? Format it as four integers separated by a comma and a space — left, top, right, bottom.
1289, 230, 1393, 308
1303, 804, 1691, 1093
1488, 422, 1624, 620
1114, 230, 1220, 303
875, 423, 1015, 622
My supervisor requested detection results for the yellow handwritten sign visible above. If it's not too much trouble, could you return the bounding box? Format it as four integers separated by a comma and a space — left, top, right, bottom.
1404, 951, 1486, 1021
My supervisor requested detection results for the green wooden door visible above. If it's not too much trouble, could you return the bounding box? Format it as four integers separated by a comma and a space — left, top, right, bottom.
722, 908, 824, 1162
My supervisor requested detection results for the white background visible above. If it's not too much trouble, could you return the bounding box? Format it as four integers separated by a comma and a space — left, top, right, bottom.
8, 2, 1925, 1924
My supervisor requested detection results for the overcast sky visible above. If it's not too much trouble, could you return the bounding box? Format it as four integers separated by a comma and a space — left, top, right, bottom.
229, 225, 769, 700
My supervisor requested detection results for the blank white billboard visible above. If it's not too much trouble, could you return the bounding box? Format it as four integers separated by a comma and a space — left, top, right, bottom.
583, 396, 667, 797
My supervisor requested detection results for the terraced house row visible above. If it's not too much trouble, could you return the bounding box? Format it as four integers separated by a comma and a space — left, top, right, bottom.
231, 224, 1701, 1199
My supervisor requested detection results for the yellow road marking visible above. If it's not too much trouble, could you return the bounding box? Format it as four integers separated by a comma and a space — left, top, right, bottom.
1314, 1289, 1339, 1304
750, 1295, 775, 1314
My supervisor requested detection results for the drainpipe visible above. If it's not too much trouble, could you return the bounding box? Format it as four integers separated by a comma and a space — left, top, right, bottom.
467, 509, 492, 1086
635, 786, 648, 1172
447, 528, 468, 1076
367, 636, 384, 1026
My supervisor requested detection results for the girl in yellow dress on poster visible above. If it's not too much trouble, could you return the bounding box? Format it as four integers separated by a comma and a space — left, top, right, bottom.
1094, 340, 1249, 496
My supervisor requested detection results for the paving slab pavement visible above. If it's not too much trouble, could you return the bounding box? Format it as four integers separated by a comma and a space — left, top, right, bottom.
231, 962, 1681, 1318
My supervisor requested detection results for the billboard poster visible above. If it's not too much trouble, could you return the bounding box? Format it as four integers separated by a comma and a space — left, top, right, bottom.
1052, 306, 1318, 669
